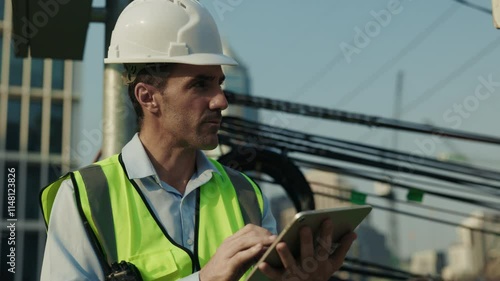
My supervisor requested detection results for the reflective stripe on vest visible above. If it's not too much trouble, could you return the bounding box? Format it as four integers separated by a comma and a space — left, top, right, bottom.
40, 154, 264, 281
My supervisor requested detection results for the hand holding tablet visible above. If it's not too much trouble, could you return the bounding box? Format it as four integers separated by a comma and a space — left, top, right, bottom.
245, 205, 372, 281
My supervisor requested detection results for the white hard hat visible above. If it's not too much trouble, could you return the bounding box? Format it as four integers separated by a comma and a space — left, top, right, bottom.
104, 0, 237, 66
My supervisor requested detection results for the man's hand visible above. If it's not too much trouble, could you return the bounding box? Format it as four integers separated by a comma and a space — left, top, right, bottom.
199, 224, 276, 281
258, 219, 357, 281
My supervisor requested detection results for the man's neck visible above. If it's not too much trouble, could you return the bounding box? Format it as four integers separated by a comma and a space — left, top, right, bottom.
138, 131, 196, 195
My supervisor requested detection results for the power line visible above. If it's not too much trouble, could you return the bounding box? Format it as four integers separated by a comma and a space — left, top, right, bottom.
220, 116, 500, 212
338, 0, 495, 109
222, 128, 500, 194
313, 192, 500, 237
254, 176, 500, 241
402, 36, 500, 114
309, 181, 500, 223
288, 0, 490, 108
285, 5, 346, 101
356, 36, 500, 143
339, 264, 412, 281
322, 162, 500, 200
254, 176, 500, 242
226, 116, 500, 182
224, 130, 500, 210
309, 180, 500, 224
343, 257, 430, 280
335, 4, 460, 108
331, 0, 495, 112
292, 157, 500, 210
309, 160, 500, 200
224, 92, 500, 145
221, 116, 500, 194
453, 0, 492, 14
290, 0, 495, 148
289, 53, 346, 101
254, 168, 500, 213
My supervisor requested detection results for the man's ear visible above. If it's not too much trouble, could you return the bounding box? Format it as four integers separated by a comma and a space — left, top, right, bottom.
135, 82, 159, 113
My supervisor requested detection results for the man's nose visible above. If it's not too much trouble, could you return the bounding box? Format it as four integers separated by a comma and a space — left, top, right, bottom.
210, 89, 229, 111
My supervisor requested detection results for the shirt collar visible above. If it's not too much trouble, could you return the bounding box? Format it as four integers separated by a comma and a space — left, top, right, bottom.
121, 133, 220, 183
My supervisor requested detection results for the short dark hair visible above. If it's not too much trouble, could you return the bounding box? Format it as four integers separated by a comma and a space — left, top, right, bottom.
125, 63, 173, 131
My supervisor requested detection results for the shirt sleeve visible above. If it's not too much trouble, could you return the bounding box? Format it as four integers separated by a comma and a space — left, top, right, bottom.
260, 192, 278, 235
40, 179, 105, 281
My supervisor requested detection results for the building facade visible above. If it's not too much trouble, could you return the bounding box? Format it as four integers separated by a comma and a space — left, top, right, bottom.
442, 211, 500, 281
409, 249, 446, 276
305, 169, 352, 210
0, 1, 81, 280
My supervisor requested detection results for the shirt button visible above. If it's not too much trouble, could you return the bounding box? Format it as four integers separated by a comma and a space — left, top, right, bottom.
187, 238, 193, 245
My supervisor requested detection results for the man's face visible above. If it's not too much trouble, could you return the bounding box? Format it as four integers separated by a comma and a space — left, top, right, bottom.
156, 64, 228, 150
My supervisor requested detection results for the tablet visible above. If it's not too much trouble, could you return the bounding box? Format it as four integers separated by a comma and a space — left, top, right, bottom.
245, 205, 372, 281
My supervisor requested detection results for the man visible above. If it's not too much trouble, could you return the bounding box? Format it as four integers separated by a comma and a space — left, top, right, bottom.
40, 0, 356, 280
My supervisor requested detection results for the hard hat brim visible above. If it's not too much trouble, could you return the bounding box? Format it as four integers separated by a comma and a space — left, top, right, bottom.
104, 53, 238, 66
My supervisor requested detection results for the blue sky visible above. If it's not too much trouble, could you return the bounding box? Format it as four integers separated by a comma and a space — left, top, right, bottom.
80, 0, 500, 259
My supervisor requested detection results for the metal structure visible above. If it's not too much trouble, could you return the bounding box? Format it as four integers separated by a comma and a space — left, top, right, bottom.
101, 0, 133, 158
0, 1, 80, 280
387, 70, 404, 264
11, 0, 133, 158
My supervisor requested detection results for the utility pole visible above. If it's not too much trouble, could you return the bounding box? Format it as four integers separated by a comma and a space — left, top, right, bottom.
389, 70, 403, 265
101, 0, 133, 158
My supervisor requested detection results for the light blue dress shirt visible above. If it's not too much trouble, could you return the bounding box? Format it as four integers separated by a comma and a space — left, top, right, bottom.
41, 134, 277, 281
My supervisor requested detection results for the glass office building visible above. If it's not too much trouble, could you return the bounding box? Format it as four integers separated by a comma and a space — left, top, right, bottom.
0, 1, 81, 280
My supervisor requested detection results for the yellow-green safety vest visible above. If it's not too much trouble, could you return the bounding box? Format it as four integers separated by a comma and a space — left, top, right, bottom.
40, 154, 264, 281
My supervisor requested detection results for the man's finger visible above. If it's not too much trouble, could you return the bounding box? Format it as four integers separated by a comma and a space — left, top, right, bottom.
276, 242, 297, 270
329, 232, 357, 268
299, 226, 314, 260
317, 219, 333, 257
224, 234, 276, 259
231, 243, 264, 268
258, 262, 283, 281
227, 224, 273, 241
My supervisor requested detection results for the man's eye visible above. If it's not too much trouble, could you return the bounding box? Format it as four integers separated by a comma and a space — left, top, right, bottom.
193, 81, 207, 89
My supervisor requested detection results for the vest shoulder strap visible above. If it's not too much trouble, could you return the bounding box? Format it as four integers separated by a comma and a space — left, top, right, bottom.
220, 165, 263, 227
78, 164, 118, 266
